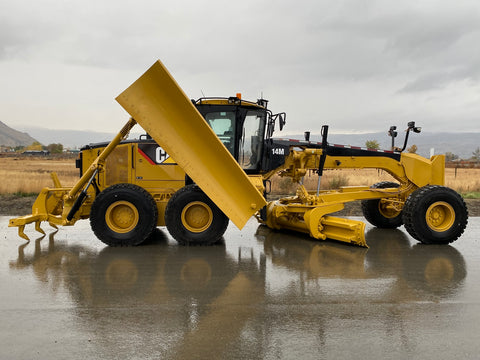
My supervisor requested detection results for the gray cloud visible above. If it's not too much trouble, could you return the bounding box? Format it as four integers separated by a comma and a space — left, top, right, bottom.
0, 0, 479, 133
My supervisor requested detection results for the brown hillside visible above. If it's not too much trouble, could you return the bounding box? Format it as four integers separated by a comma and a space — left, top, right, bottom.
0, 121, 38, 147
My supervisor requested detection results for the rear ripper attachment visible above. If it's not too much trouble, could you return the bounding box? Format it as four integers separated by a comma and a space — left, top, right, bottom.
9, 118, 138, 241
9, 60, 468, 248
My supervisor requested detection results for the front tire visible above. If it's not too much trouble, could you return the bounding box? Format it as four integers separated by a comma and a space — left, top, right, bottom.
402, 185, 468, 244
90, 183, 158, 246
361, 181, 403, 229
165, 184, 229, 245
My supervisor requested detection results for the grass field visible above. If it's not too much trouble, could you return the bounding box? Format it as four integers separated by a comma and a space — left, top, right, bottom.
0, 156, 79, 195
1, 155, 479, 197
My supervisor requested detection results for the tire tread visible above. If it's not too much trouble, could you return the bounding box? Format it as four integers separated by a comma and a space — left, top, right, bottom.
402, 185, 468, 244
165, 184, 228, 246
90, 183, 158, 246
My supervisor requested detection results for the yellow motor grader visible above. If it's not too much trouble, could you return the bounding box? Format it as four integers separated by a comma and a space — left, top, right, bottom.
9, 61, 468, 247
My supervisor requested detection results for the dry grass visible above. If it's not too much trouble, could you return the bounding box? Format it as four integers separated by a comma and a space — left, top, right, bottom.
0, 156, 78, 194
1, 156, 479, 196
445, 167, 480, 194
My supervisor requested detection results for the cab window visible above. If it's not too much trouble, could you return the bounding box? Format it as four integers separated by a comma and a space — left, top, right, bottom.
205, 111, 236, 154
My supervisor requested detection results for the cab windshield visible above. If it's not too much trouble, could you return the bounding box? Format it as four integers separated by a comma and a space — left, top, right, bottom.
203, 107, 266, 171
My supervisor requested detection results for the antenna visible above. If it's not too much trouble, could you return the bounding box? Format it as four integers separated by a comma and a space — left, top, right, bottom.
201, 90, 206, 97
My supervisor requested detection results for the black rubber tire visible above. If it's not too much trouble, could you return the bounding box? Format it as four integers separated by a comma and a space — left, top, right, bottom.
90, 183, 158, 247
165, 184, 229, 246
402, 185, 468, 244
361, 181, 403, 229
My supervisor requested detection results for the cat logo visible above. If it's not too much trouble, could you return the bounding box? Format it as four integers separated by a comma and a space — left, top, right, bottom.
137, 143, 176, 165
156, 147, 170, 163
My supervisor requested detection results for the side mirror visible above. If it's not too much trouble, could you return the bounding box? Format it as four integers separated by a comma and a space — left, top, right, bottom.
388, 126, 397, 138
407, 121, 421, 133
278, 113, 286, 131
266, 112, 287, 138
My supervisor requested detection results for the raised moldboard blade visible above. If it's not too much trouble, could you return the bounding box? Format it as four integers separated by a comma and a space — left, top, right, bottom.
115, 60, 266, 229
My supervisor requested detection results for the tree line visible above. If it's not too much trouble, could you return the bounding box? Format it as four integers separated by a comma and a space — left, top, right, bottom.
2, 142, 65, 154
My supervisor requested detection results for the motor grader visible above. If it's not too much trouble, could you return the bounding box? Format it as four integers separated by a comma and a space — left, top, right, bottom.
9, 60, 468, 247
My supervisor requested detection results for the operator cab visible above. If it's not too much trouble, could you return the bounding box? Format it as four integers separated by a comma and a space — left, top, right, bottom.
193, 95, 285, 174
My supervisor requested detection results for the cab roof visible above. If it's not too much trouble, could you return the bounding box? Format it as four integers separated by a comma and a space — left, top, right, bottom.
192, 96, 268, 109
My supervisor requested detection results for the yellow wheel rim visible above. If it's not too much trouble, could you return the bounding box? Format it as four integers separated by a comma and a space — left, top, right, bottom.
105, 200, 139, 233
378, 200, 401, 219
426, 201, 455, 232
181, 201, 213, 233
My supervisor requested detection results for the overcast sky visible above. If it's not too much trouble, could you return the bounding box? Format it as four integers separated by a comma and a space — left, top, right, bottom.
1, 0, 480, 136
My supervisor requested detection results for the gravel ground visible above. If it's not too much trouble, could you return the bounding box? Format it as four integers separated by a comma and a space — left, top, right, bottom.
1, 195, 39, 216
2, 194, 479, 217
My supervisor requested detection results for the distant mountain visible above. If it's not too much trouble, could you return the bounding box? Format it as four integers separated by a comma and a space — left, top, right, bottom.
11, 124, 480, 159
0, 121, 38, 147
17, 126, 144, 149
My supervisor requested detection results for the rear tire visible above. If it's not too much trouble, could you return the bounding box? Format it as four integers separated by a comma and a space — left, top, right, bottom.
402, 185, 468, 244
90, 183, 158, 246
361, 181, 403, 229
165, 184, 229, 245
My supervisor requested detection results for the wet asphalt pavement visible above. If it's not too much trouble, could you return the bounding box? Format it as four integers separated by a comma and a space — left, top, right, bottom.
1, 216, 479, 359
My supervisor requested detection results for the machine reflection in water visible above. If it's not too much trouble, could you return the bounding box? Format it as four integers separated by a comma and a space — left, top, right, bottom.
256, 226, 466, 300
9, 229, 265, 359
9, 225, 467, 358
10, 229, 266, 304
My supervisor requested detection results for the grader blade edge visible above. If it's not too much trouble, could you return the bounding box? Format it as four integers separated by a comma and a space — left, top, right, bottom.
321, 216, 367, 247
